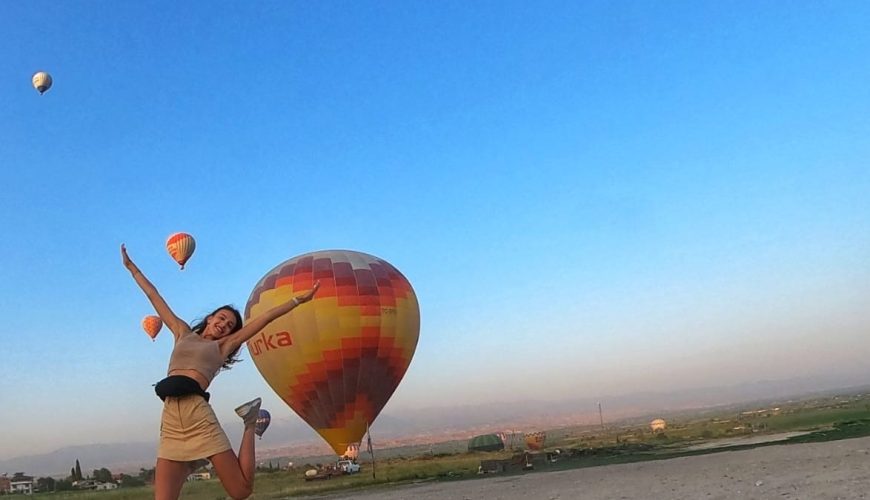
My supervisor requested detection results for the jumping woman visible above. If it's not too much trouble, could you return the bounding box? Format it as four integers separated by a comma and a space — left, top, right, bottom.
122, 244, 319, 499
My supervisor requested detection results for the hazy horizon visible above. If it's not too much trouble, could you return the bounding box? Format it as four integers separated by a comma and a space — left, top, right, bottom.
4, 374, 870, 477
4, 368, 870, 464
3, 1, 869, 461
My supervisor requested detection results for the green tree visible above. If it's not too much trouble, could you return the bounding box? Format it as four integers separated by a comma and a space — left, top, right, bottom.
118, 474, 145, 488
138, 467, 155, 484
92, 468, 113, 483
55, 479, 74, 491
37, 477, 56, 492
75, 459, 82, 481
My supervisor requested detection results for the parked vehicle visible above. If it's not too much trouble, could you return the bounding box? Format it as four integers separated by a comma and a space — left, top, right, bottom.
337, 460, 360, 474
303, 460, 361, 481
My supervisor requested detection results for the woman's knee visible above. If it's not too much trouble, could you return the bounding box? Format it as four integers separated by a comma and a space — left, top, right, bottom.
225, 482, 252, 500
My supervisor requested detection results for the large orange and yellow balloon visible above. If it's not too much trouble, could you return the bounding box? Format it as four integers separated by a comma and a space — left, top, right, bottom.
166, 232, 196, 269
245, 250, 420, 455
142, 315, 163, 341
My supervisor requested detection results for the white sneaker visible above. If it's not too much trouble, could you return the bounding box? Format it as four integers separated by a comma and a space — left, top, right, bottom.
235, 397, 262, 427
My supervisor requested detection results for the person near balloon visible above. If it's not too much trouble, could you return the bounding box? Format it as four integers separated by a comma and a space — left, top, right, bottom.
121, 244, 320, 500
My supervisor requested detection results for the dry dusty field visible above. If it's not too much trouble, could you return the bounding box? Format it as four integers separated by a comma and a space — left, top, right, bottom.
306, 435, 870, 499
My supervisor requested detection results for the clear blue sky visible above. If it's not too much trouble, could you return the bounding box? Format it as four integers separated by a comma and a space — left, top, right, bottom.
2, 1, 869, 460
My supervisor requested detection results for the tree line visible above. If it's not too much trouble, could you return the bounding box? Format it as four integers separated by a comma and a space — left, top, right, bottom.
7, 459, 156, 493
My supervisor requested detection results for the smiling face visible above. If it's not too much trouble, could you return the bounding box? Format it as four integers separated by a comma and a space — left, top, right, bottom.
202, 307, 240, 340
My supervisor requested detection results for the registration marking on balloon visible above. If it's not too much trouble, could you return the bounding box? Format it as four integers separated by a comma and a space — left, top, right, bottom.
245, 250, 420, 455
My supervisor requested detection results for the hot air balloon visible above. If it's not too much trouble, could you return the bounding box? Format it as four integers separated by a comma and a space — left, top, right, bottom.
525, 431, 546, 450
166, 232, 196, 269
343, 444, 360, 460
32, 71, 52, 95
255, 409, 271, 438
650, 418, 667, 432
468, 434, 505, 452
142, 315, 163, 341
244, 250, 420, 456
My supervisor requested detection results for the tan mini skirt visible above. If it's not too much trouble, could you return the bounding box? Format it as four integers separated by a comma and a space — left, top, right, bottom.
158, 395, 232, 461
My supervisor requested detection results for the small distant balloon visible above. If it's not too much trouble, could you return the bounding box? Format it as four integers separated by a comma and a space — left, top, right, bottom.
32, 71, 52, 95
142, 315, 163, 341
255, 409, 271, 438
524, 431, 546, 450
166, 232, 196, 270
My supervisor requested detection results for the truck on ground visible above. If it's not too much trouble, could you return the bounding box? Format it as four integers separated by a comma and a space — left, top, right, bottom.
337, 460, 360, 474
303, 460, 361, 481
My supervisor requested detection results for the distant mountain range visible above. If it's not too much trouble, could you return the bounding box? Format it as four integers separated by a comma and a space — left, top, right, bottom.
5, 372, 870, 477
0, 442, 157, 479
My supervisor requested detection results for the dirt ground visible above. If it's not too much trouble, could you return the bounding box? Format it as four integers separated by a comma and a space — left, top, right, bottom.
307, 436, 870, 499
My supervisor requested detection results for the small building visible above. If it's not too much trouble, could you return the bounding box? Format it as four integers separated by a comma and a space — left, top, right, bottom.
73, 479, 99, 490
95, 482, 119, 490
187, 472, 211, 481
7, 474, 34, 495
0, 475, 11, 493
10, 479, 34, 495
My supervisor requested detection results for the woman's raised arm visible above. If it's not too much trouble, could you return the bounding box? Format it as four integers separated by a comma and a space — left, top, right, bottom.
223, 281, 321, 353
121, 244, 189, 340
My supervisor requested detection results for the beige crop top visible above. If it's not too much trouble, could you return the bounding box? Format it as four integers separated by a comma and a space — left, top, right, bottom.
167, 330, 225, 383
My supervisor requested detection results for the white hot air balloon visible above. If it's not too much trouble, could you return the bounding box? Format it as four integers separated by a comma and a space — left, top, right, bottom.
32, 71, 53, 95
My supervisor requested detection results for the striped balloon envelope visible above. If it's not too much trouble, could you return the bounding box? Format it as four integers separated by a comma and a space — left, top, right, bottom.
525, 431, 547, 450
165, 232, 196, 269
244, 250, 420, 455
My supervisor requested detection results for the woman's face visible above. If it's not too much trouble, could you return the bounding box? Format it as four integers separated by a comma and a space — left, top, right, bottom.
203, 309, 238, 340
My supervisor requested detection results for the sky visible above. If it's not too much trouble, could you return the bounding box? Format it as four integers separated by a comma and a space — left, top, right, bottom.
2, 0, 869, 460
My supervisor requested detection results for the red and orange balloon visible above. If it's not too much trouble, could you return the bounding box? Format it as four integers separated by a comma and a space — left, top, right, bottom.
166, 232, 195, 269
245, 250, 420, 455
142, 315, 163, 341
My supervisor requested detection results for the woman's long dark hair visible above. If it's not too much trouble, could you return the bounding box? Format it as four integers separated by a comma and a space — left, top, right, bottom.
190, 305, 244, 370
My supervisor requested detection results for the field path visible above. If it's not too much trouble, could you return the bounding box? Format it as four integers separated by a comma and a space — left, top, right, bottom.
302, 435, 870, 499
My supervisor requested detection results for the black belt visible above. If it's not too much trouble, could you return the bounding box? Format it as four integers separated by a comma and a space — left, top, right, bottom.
154, 375, 210, 402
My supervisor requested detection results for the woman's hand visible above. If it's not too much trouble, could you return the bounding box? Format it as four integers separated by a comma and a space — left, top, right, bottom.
224, 281, 323, 350
294, 281, 321, 305
121, 244, 136, 271
121, 243, 187, 340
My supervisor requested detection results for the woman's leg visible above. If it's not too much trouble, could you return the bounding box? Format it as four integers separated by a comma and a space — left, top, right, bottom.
154, 458, 190, 500
210, 425, 256, 500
